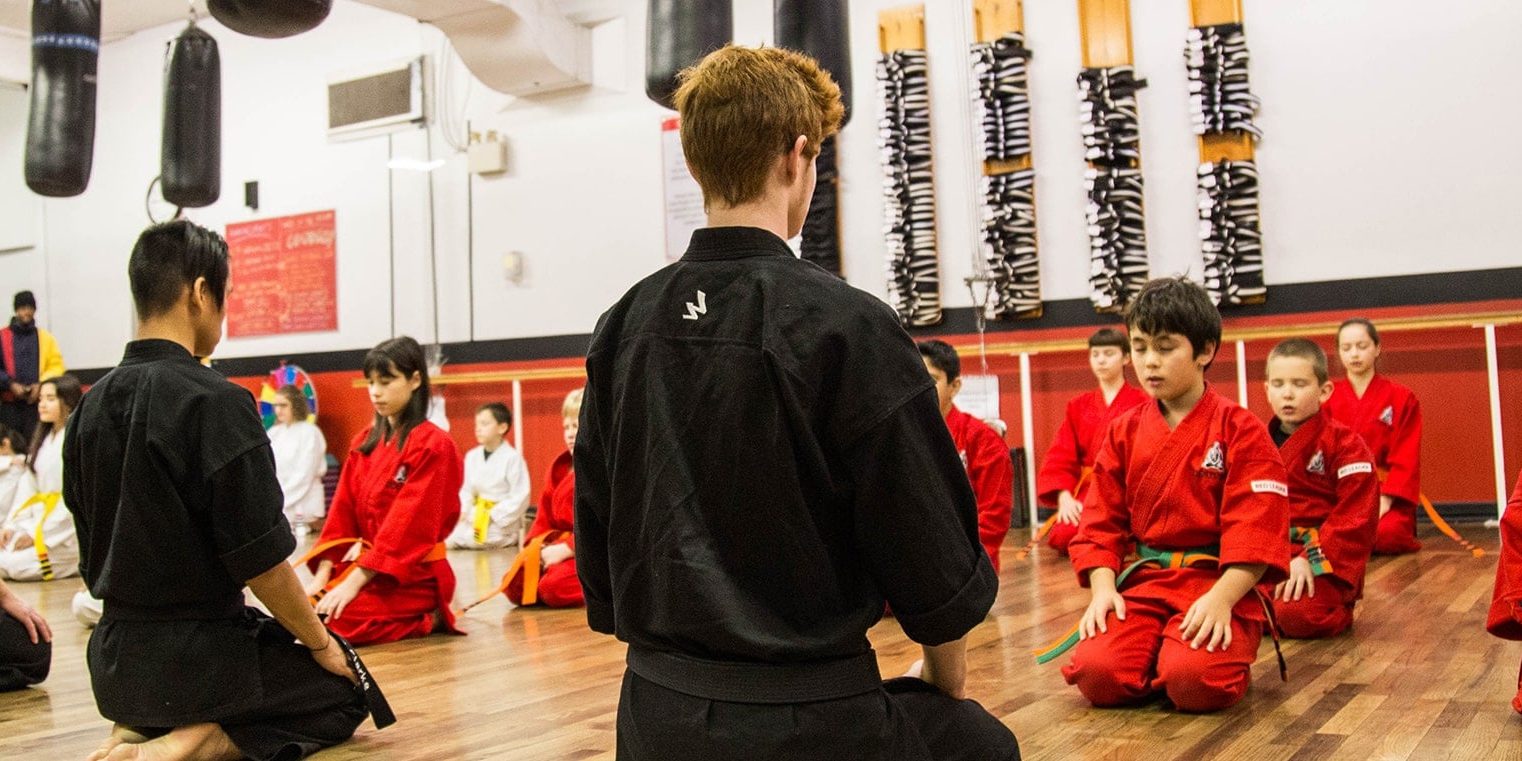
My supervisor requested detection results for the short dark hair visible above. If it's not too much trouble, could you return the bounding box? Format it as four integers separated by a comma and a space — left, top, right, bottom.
478, 402, 512, 428
128, 220, 230, 321
1337, 317, 1380, 347
13, 291, 35, 311
1088, 327, 1128, 351
359, 336, 430, 455
1123, 277, 1222, 369
917, 339, 961, 383
1268, 338, 1329, 384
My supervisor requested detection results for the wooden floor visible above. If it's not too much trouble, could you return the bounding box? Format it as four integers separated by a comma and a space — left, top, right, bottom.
3, 525, 1520, 760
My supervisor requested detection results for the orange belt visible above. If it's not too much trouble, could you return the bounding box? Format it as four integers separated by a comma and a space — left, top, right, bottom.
1377, 469, 1484, 557
297, 537, 448, 605
459, 531, 567, 613
1017, 467, 1092, 561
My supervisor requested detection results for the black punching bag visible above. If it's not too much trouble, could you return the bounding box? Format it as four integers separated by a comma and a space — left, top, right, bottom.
25, 0, 100, 198
162, 23, 221, 208
208, 0, 332, 39
646, 0, 732, 109
774, 0, 852, 125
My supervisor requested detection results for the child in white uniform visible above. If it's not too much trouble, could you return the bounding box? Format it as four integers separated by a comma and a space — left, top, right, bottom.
0, 376, 81, 581
266, 385, 329, 536
447, 403, 531, 550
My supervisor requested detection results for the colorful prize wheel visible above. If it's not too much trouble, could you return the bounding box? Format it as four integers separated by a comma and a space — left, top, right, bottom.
259, 363, 319, 429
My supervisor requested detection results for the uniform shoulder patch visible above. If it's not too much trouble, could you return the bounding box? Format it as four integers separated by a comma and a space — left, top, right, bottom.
1251, 479, 1289, 497
1337, 462, 1374, 479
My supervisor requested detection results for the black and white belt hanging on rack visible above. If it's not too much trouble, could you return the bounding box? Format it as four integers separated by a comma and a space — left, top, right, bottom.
1078, 66, 1148, 311
1187, 21, 1264, 306
1197, 160, 1264, 304
971, 31, 1040, 320
1186, 23, 1259, 138
877, 48, 941, 327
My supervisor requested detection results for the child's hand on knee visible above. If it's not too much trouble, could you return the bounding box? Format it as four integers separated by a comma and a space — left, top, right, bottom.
1079, 589, 1126, 640
1180, 591, 1233, 652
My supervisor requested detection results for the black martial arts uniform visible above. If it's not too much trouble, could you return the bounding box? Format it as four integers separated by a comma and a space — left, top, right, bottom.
577, 227, 1020, 761
0, 612, 49, 691
63, 340, 371, 761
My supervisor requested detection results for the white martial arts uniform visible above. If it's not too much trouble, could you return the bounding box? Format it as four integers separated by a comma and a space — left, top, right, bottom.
267, 420, 329, 528
0, 429, 79, 581
446, 443, 531, 549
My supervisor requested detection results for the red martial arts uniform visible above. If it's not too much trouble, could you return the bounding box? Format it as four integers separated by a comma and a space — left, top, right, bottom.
944, 405, 1013, 573
1325, 376, 1422, 555
311, 422, 464, 645
1485, 470, 1522, 713
1037, 385, 1148, 553
1064, 389, 1289, 712
1271, 411, 1379, 638
507, 451, 584, 607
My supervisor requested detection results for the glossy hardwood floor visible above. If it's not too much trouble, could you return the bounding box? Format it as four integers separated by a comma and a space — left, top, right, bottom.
2, 525, 1518, 760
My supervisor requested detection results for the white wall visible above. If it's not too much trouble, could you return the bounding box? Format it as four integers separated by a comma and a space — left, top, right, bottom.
1, 0, 1518, 369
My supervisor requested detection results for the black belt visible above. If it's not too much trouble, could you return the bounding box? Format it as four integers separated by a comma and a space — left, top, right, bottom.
627, 646, 883, 704
99, 595, 245, 623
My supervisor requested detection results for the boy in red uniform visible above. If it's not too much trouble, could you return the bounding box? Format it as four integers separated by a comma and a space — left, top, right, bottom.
1262, 339, 1379, 639
1037, 328, 1148, 554
506, 389, 584, 608
1486, 470, 1522, 713
918, 340, 1013, 572
1056, 277, 1289, 713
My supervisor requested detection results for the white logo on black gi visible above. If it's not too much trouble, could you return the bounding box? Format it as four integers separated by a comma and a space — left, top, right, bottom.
1306, 450, 1325, 475
682, 290, 708, 321
1201, 442, 1225, 472
1379, 406, 1393, 426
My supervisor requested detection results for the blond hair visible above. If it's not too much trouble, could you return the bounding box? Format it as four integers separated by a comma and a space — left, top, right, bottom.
562, 388, 584, 419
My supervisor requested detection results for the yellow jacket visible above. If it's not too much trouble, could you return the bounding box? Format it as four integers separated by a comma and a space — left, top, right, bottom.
37, 328, 65, 381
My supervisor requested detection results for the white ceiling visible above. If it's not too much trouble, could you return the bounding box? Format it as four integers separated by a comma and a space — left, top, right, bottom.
0, 0, 621, 41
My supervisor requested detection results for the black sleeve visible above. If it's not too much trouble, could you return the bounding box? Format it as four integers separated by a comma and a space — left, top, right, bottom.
847, 387, 997, 646
61, 410, 88, 569
574, 355, 615, 635
208, 440, 296, 583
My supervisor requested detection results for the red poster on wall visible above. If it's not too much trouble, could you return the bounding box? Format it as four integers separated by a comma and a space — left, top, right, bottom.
225, 210, 338, 338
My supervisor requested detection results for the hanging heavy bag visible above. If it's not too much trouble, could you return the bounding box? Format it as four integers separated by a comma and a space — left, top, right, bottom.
162, 23, 221, 208
645, 0, 732, 109
773, 0, 852, 125
208, 0, 332, 39
24, 0, 100, 198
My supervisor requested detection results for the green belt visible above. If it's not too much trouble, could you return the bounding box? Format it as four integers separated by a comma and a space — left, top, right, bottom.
1289, 527, 1331, 576
1033, 543, 1219, 665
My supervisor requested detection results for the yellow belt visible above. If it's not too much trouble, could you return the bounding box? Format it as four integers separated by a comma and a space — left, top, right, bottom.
8, 492, 61, 581
472, 496, 497, 544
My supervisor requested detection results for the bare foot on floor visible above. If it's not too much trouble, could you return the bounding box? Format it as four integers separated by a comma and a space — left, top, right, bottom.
101, 724, 239, 761
86, 725, 149, 761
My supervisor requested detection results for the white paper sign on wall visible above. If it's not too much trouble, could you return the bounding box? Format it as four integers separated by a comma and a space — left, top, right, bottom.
661, 117, 706, 262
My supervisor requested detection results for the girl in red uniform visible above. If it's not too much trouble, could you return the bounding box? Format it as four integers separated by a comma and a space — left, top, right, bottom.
1324, 318, 1423, 555
304, 337, 464, 644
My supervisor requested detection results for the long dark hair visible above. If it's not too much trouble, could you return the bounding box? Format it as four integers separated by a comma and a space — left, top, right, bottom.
358, 337, 430, 455
29, 374, 81, 472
